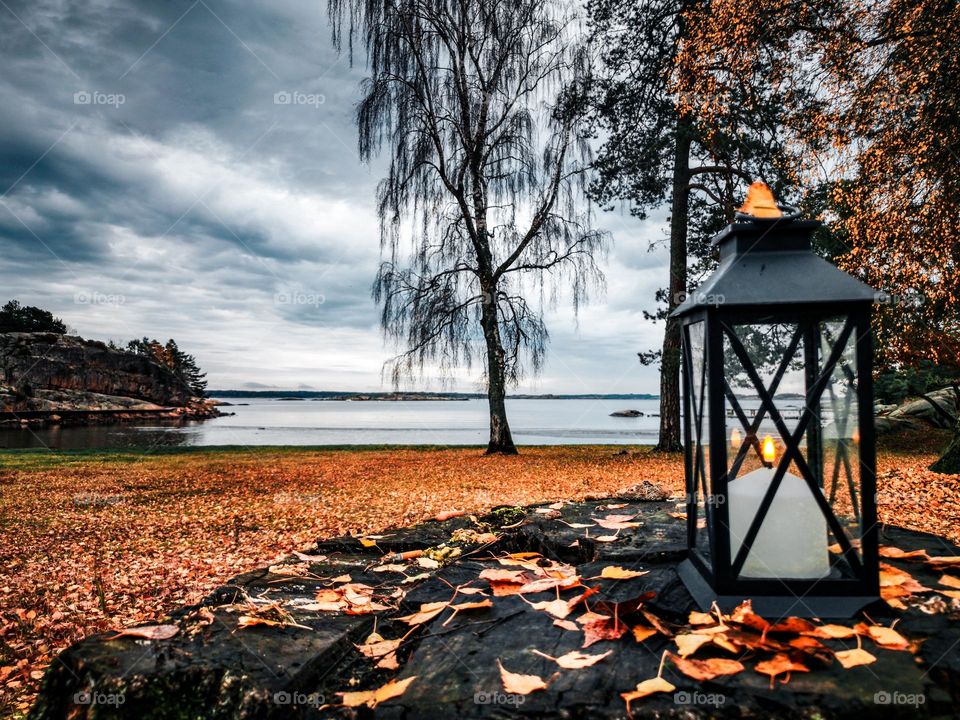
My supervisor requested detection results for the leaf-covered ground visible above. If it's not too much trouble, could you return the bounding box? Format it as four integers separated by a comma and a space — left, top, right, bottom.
1, 436, 957, 716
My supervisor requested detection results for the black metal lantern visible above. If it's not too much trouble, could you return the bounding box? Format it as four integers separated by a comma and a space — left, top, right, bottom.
674, 197, 880, 619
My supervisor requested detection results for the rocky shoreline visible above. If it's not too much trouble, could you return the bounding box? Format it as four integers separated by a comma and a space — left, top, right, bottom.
0, 332, 226, 429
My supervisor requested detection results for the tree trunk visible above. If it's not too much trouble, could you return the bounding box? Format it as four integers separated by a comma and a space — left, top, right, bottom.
480, 287, 518, 455
930, 418, 960, 473
655, 127, 691, 453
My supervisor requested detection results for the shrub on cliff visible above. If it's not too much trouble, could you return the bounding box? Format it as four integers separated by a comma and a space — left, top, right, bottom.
126, 338, 207, 397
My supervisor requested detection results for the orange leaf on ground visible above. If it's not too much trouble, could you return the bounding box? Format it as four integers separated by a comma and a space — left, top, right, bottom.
554, 619, 579, 632
435, 510, 466, 521
835, 648, 877, 669
754, 654, 809, 688
396, 601, 449, 626
339, 676, 416, 708
674, 633, 713, 657
599, 566, 648, 580
110, 624, 179, 641
669, 653, 745, 681
803, 624, 858, 639
688, 610, 715, 626
533, 649, 612, 669
621, 677, 676, 711
855, 623, 910, 650
580, 613, 628, 647
879, 546, 929, 560
632, 624, 658, 643
938, 574, 960, 589
497, 660, 555, 695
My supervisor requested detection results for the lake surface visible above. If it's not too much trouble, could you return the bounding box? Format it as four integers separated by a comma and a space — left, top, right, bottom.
0, 397, 668, 450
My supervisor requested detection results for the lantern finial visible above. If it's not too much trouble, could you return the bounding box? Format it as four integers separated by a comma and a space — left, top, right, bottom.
738, 181, 782, 219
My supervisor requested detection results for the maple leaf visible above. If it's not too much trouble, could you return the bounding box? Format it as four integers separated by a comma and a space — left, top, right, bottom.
497, 659, 556, 694
754, 653, 809, 688
668, 653, 744, 681
532, 649, 612, 669
339, 676, 416, 708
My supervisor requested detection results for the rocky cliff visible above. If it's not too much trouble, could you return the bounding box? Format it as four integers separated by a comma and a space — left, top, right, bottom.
0, 332, 220, 424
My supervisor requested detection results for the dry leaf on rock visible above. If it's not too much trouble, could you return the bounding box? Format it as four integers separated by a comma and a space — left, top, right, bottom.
938, 574, 960, 589
621, 677, 675, 711
397, 601, 449, 626
497, 660, 555, 694
632, 624, 658, 643
110, 624, 179, 641
855, 623, 909, 650
803, 624, 858, 639
835, 647, 877, 669
599, 566, 648, 580
442, 599, 494, 626
533, 649, 612, 669
339, 676, 416, 708
669, 653, 745, 681
754, 653, 809, 688
674, 633, 713, 657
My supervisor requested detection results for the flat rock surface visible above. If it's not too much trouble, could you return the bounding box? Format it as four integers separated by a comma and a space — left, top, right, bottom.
31, 497, 960, 719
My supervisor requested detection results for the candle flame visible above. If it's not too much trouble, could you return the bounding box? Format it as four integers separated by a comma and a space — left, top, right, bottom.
730, 428, 742, 449
739, 181, 783, 219
761, 435, 777, 464
852, 428, 860, 445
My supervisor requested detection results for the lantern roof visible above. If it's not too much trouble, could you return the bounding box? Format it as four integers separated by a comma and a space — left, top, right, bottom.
672, 210, 877, 316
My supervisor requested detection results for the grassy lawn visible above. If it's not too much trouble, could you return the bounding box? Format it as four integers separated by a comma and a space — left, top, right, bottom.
1, 438, 957, 715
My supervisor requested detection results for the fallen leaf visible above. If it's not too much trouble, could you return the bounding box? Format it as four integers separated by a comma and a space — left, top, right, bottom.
768, 617, 817, 635
879, 546, 929, 560
532, 649, 612, 669
938, 574, 960, 589
110, 624, 179, 641
669, 653, 745, 681
632, 624, 658, 643
442, 599, 494, 625
621, 677, 675, 710
835, 647, 877, 669
599, 566, 649, 580
554, 619, 579, 632
803, 624, 858, 639
339, 676, 416, 708
396, 601, 449, 626
435, 510, 466, 521
688, 611, 715, 626
856, 624, 909, 650
754, 653, 809, 688
497, 660, 556, 694
580, 612, 628, 647
674, 633, 713, 657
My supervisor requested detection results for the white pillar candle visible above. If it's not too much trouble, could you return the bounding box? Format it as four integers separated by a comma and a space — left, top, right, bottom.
728, 467, 830, 579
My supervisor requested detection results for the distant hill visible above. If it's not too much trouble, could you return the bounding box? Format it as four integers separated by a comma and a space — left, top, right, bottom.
210, 390, 659, 400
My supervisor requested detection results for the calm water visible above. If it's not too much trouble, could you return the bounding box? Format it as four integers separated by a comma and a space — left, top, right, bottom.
0, 397, 669, 450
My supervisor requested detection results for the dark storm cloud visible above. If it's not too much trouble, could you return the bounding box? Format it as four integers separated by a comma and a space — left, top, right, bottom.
0, 0, 665, 391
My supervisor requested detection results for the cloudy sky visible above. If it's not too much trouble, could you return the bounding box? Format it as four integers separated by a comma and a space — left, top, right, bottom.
0, 0, 671, 394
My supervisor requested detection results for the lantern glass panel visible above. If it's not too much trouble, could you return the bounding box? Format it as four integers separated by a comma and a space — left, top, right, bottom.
686, 320, 710, 557
722, 321, 832, 580
818, 317, 863, 570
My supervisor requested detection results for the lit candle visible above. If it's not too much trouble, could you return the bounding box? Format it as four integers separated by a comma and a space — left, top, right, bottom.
761, 434, 776, 464
728, 435, 829, 579
730, 428, 742, 449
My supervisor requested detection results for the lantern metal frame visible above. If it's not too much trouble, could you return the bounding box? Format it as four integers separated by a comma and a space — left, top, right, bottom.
674, 211, 880, 619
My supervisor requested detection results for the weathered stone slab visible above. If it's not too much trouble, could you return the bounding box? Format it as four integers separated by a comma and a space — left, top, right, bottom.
30, 498, 960, 719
